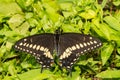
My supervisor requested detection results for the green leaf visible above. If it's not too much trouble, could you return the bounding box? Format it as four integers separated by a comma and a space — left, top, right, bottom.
83, 21, 91, 34
0, 46, 6, 57
99, 23, 111, 40
96, 70, 120, 78
62, 24, 80, 32
21, 62, 32, 69
57, 0, 76, 3
18, 69, 52, 80
117, 47, 120, 55
114, 11, 120, 21
8, 20, 30, 35
15, 0, 26, 10
59, 2, 76, 18
91, 18, 108, 38
101, 43, 114, 66
101, 0, 107, 8
43, 2, 62, 23
0, 0, 22, 17
7, 14, 25, 30
5, 41, 13, 51
17, 22, 30, 35
92, 18, 120, 41
104, 16, 120, 31
59, 2, 73, 11
98, 23, 120, 41
113, 1, 120, 6
79, 9, 97, 19
8, 61, 17, 76
67, 71, 80, 80
116, 55, 120, 68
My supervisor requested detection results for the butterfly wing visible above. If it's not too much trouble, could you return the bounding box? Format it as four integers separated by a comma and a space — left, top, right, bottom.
14, 34, 55, 71
58, 33, 102, 69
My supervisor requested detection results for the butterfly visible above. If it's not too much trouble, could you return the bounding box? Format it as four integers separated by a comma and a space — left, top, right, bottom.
14, 31, 102, 75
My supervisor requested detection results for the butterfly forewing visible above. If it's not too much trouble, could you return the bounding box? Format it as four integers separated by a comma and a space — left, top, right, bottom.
58, 33, 102, 69
14, 34, 55, 69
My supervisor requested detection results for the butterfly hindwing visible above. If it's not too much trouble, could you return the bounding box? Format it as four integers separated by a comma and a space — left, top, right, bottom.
58, 33, 102, 69
14, 34, 55, 69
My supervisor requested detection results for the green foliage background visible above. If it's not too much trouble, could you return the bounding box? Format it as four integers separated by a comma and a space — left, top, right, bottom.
0, 0, 120, 80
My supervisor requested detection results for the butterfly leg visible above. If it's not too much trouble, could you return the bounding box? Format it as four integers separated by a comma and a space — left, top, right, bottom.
68, 67, 72, 77
40, 66, 44, 73
62, 66, 73, 76
59, 60, 73, 76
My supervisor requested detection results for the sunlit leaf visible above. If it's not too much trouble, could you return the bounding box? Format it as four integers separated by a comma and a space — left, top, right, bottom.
101, 43, 114, 66
18, 69, 54, 80
0, 0, 22, 17
104, 16, 120, 31
96, 70, 120, 78
79, 9, 97, 19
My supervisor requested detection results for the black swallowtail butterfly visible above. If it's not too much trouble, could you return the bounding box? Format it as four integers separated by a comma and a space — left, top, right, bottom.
14, 31, 102, 74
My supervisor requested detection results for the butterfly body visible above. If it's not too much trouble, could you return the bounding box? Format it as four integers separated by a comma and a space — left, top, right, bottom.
14, 32, 102, 72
